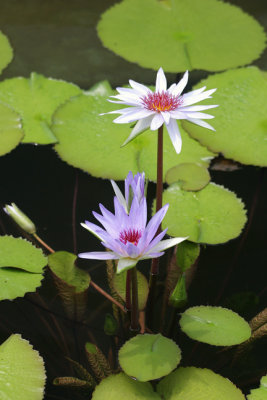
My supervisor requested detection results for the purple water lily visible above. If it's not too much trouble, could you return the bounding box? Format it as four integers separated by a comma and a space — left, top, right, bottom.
79, 173, 187, 273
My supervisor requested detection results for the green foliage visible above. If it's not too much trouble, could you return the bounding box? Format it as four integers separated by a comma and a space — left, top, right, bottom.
48, 251, 90, 293
160, 182, 247, 244
112, 270, 148, 310
0, 104, 23, 157
85, 343, 112, 381
169, 274, 187, 308
0, 31, 13, 74
52, 89, 215, 181
179, 306, 251, 346
104, 313, 118, 336
166, 163, 210, 191
247, 375, 267, 400
183, 67, 267, 166
176, 241, 200, 272
119, 334, 181, 381
92, 373, 161, 400
0, 334, 46, 400
0, 236, 46, 300
97, 0, 266, 72
157, 366, 245, 400
0, 72, 81, 144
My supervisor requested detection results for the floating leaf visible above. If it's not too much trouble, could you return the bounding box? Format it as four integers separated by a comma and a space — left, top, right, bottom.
247, 375, 267, 400
0, 103, 24, 156
0, 31, 13, 74
176, 241, 200, 272
52, 91, 214, 181
112, 270, 148, 310
52, 92, 139, 180
179, 306, 251, 346
157, 366, 245, 400
0, 73, 81, 144
97, 0, 266, 72
92, 373, 161, 400
0, 236, 47, 273
160, 182, 247, 244
166, 163, 210, 191
48, 251, 90, 293
119, 334, 181, 381
48, 251, 90, 319
0, 236, 46, 300
183, 67, 267, 166
0, 334, 46, 400
138, 126, 215, 182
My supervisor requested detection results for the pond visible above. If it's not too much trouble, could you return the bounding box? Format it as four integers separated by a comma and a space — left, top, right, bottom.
0, 1, 266, 399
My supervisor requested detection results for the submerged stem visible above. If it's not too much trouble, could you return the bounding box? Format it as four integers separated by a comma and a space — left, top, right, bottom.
130, 267, 140, 332
126, 270, 131, 311
90, 280, 126, 314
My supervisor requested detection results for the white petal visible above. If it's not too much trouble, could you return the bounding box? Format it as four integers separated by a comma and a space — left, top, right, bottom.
169, 110, 188, 119
121, 115, 154, 147
187, 117, 216, 131
117, 258, 138, 274
182, 86, 207, 99
171, 70, 189, 96
150, 113, 164, 130
167, 83, 176, 93
184, 111, 215, 119
78, 251, 118, 260
182, 88, 217, 107
149, 237, 188, 253
179, 104, 218, 112
166, 118, 182, 153
113, 108, 153, 124
129, 79, 151, 95
156, 67, 167, 92
161, 111, 170, 124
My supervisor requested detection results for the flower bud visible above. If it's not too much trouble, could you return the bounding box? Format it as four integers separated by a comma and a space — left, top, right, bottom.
4, 203, 36, 234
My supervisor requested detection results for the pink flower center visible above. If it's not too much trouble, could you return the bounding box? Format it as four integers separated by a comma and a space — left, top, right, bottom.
142, 91, 182, 112
119, 229, 142, 246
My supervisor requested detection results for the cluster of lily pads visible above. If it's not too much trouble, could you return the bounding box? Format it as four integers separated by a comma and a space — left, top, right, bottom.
0, 0, 266, 399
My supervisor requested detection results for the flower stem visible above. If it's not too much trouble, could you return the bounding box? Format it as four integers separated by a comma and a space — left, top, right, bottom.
125, 270, 131, 311
33, 233, 55, 253
150, 125, 163, 277
130, 267, 140, 332
90, 280, 126, 314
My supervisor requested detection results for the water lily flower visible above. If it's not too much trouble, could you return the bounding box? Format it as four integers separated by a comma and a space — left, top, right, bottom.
104, 68, 218, 154
79, 178, 187, 274
111, 171, 145, 213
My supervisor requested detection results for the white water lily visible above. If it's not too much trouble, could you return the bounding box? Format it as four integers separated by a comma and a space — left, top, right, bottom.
105, 68, 218, 153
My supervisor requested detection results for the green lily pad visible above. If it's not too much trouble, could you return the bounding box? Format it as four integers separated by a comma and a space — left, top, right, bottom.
0, 334, 46, 400
0, 103, 24, 156
183, 67, 267, 166
52, 92, 139, 180
179, 306, 251, 346
52, 89, 215, 181
0, 31, 13, 74
48, 251, 90, 293
0, 236, 46, 300
97, 0, 266, 72
176, 241, 200, 272
92, 373, 161, 400
166, 163, 210, 191
119, 334, 181, 381
0, 236, 47, 273
247, 375, 267, 400
0, 73, 81, 144
138, 125, 215, 182
157, 367, 245, 400
160, 182, 247, 244
112, 270, 148, 310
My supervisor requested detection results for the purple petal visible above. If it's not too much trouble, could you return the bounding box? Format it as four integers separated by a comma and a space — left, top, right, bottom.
78, 251, 118, 260
141, 204, 169, 247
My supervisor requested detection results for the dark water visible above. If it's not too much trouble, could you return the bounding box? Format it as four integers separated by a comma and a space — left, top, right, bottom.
0, 1, 266, 399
